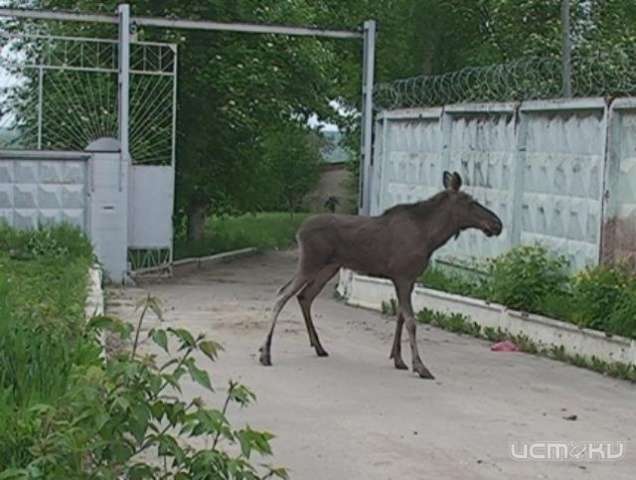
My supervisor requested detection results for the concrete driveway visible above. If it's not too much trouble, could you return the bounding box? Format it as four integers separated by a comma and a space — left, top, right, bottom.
108, 250, 635, 480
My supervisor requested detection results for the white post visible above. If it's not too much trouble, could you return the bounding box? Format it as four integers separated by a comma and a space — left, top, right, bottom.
118, 3, 131, 190
561, 0, 572, 97
359, 20, 376, 215
118, 3, 131, 281
36, 67, 43, 149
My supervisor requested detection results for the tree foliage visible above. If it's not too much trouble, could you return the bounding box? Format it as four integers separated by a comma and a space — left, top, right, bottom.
260, 125, 322, 214
5, 0, 636, 235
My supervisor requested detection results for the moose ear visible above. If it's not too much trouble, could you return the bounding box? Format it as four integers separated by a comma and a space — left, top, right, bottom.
450, 171, 462, 191
443, 171, 452, 190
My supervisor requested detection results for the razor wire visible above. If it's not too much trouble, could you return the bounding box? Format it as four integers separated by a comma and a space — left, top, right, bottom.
374, 47, 636, 110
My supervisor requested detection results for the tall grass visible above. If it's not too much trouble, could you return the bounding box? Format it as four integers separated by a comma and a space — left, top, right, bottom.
0, 225, 98, 469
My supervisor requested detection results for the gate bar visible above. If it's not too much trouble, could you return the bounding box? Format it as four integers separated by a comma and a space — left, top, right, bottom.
359, 20, 376, 215
118, 3, 131, 192
0, 8, 362, 39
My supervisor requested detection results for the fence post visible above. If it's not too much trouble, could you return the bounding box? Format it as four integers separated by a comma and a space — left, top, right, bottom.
561, 0, 572, 97
511, 105, 528, 248
440, 107, 452, 174
36, 67, 43, 149
359, 19, 376, 215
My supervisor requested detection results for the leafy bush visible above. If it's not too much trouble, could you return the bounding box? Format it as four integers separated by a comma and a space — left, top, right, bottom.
417, 245, 636, 340
0, 224, 93, 261
483, 245, 570, 314
607, 285, 636, 339
1, 313, 286, 479
0, 225, 285, 478
569, 264, 633, 331
419, 265, 487, 299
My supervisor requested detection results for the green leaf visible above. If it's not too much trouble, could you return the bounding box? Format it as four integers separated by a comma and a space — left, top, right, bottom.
87, 315, 131, 337
0, 469, 28, 480
150, 328, 169, 353
169, 328, 197, 349
230, 383, 256, 407
187, 362, 213, 391
199, 339, 223, 361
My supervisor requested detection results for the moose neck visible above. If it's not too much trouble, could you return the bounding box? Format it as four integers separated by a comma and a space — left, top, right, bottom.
413, 197, 463, 253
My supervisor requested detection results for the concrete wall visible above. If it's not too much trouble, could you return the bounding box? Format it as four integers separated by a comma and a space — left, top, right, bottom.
1, 137, 175, 283
371, 97, 632, 271
0, 150, 89, 230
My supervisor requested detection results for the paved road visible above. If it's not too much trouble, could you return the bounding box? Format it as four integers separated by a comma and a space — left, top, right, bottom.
108, 250, 636, 480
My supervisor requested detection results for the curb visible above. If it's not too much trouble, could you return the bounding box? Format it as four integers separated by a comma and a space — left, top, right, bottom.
338, 269, 636, 367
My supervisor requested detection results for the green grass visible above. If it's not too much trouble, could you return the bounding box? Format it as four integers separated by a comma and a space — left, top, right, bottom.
0, 225, 99, 469
175, 212, 310, 259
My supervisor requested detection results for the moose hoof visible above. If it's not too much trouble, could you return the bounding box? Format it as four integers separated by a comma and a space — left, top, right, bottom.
394, 358, 408, 370
315, 348, 329, 357
258, 346, 272, 366
414, 364, 435, 380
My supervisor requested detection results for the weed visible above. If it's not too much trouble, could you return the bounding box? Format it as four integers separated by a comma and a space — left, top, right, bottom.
381, 299, 398, 316
417, 308, 636, 382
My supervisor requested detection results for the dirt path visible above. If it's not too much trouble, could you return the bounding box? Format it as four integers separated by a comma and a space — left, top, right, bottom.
108, 250, 635, 480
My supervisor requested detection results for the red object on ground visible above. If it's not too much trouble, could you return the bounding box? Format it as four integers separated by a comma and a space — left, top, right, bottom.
490, 340, 520, 352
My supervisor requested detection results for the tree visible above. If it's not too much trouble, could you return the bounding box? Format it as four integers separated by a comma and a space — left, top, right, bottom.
261, 125, 321, 215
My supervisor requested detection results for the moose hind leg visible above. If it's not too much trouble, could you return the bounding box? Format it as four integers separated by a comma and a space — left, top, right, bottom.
297, 264, 340, 357
389, 313, 408, 370
259, 274, 309, 366
394, 280, 435, 379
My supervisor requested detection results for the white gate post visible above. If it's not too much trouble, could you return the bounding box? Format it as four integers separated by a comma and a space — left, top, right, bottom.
359, 20, 376, 215
118, 3, 131, 190
118, 2, 131, 281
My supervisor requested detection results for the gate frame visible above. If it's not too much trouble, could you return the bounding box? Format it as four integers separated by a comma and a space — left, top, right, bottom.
0, 4, 377, 276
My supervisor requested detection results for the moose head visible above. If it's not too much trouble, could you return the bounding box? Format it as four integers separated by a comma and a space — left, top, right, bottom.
442, 171, 503, 238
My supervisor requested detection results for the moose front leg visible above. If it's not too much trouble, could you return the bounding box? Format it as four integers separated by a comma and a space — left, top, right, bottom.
389, 312, 408, 370
394, 280, 435, 379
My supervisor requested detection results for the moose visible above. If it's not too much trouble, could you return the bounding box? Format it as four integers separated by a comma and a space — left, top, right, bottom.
259, 171, 503, 379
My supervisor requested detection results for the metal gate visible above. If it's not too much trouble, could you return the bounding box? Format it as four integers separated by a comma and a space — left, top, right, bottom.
0, 4, 376, 281
0, 19, 177, 280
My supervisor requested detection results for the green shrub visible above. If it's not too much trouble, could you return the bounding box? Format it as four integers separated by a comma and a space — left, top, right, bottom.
0, 224, 93, 261
1, 313, 287, 479
0, 226, 286, 478
484, 245, 570, 314
569, 264, 632, 331
419, 266, 485, 298
607, 285, 636, 339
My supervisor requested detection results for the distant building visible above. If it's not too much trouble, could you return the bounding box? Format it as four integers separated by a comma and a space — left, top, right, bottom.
306, 130, 356, 213
320, 130, 349, 165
